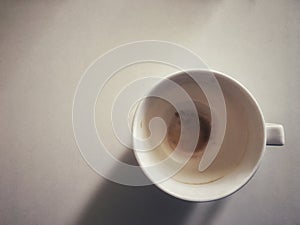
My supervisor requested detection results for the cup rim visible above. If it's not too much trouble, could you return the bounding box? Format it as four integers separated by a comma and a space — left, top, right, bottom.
132, 69, 267, 202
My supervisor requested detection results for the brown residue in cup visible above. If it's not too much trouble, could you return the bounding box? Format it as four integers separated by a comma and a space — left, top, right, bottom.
167, 110, 211, 157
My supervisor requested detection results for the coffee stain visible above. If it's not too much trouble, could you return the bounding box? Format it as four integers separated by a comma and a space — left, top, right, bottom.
173, 173, 226, 185
167, 111, 211, 158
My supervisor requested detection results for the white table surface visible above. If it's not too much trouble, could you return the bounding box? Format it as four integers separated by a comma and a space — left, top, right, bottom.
1, 0, 299, 225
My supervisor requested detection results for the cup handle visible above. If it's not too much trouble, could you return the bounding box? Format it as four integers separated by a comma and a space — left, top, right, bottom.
266, 123, 285, 146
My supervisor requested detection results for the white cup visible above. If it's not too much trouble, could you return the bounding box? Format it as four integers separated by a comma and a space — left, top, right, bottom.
132, 70, 284, 202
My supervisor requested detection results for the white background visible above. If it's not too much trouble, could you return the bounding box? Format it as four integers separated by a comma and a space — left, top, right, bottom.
0, 0, 299, 224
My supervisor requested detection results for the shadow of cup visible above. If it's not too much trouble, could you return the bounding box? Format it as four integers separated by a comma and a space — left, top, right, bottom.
74, 151, 227, 225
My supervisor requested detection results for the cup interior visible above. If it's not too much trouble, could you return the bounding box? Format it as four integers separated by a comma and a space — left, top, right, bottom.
133, 70, 265, 201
